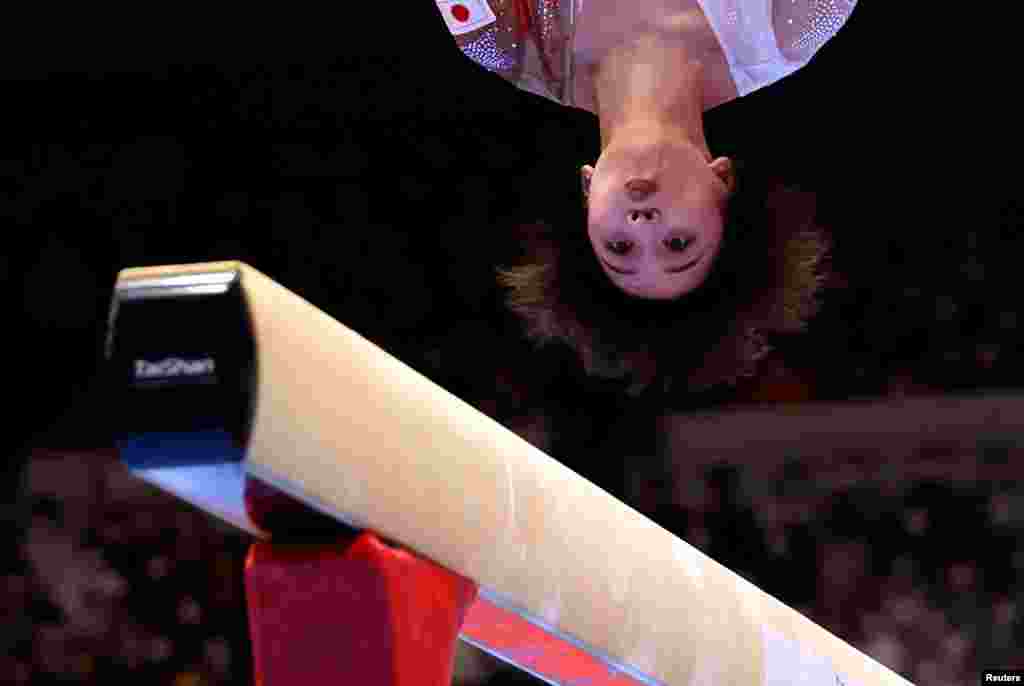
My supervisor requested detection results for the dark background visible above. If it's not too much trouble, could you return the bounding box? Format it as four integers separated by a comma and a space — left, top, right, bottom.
4, 0, 1020, 471
2, 2, 1022, 684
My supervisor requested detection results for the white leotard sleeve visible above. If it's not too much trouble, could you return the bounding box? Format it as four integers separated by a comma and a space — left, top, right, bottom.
697, 0, 857, 96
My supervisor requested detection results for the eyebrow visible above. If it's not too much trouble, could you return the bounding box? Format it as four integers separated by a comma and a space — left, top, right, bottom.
601, 259, 637, 275
601, 256, 701, 276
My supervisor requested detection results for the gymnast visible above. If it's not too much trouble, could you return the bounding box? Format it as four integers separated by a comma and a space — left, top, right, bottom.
439, 0, 856, 395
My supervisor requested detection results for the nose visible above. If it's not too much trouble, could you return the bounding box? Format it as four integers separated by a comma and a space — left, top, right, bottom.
625, 179, 660, 224
625, 178, 657, 202
626, 208, 660, 225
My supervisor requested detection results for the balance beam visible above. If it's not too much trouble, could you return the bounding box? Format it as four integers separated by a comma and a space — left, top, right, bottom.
106, 261, 913, 686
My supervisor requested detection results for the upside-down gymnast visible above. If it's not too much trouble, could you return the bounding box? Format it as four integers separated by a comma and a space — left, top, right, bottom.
438, 0, 855, 395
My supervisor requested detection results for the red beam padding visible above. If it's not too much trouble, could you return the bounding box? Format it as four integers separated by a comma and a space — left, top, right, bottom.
245, 533, 478, 686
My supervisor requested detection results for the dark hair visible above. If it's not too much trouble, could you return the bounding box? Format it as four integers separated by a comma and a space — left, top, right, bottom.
497, 160, 833, 395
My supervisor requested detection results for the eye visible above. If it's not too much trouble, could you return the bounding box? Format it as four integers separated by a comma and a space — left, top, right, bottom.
606, 240, 633, 256
665, 237, 691, 252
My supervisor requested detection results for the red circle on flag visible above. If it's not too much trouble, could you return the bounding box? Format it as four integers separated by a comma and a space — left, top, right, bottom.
451, 4, 470, 22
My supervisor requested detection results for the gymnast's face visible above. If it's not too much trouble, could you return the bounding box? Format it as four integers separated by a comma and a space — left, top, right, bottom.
581, 139, 734, 300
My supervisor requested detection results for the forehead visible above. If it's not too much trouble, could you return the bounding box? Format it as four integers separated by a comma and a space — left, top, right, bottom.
616, 276, 687, 299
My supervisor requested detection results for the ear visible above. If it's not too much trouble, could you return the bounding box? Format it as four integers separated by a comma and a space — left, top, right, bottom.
580, 164, 594, 204
709, 157, 736, 195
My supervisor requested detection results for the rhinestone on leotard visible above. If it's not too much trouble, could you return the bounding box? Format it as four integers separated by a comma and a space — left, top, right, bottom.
786, 0, 855, 55
460, 26, 519, 70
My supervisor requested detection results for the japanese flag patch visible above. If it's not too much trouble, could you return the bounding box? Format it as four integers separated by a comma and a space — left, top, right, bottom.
437, 0, 497, 36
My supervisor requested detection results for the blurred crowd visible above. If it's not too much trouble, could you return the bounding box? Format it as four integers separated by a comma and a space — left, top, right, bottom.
4, 481, 251, 686
635, 467, 1023, 685
5, 443, 1021, 686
